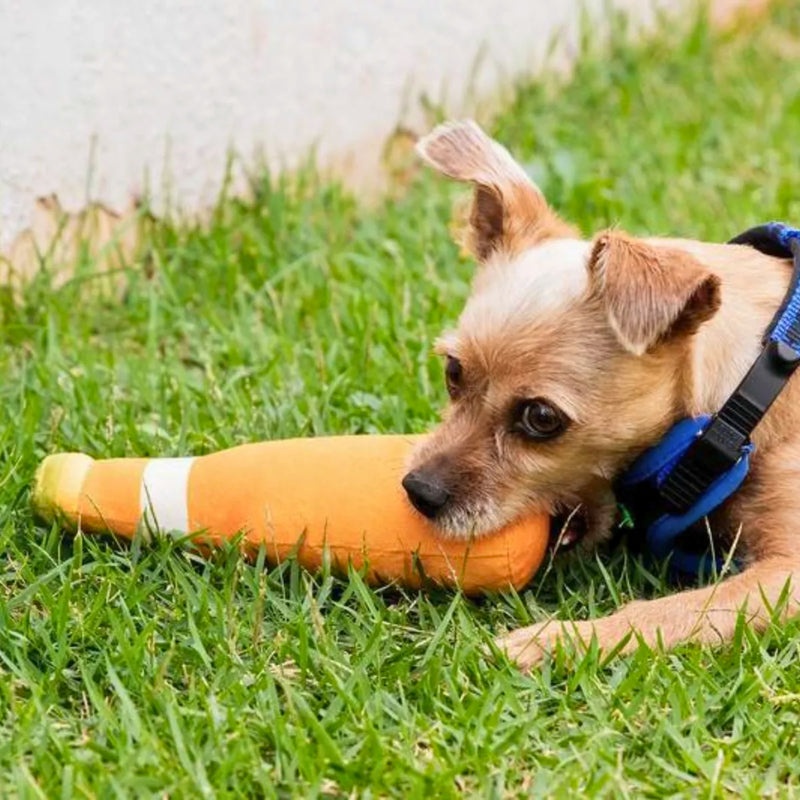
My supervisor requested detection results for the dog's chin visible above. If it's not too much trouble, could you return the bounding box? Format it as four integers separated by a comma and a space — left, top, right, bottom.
428, 502, 511, 540
429, 495, 559, 541
430, 497, 607, 553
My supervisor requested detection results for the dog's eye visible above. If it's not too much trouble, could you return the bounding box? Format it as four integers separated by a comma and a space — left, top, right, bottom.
445, 356, 462, 398
514, 398, 568, 440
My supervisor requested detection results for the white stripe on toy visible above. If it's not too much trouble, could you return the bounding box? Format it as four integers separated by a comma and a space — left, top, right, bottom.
140, 457, 195, 535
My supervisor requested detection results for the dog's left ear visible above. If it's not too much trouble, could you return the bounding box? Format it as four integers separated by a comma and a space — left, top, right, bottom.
416, 120, 574, 262
589, 231, 721, 355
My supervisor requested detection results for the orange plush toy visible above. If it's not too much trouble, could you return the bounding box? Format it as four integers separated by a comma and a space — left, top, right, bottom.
32, 435, 549, 594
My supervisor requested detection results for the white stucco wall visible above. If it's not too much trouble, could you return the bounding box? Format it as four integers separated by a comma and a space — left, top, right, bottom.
0, 0, 758, 257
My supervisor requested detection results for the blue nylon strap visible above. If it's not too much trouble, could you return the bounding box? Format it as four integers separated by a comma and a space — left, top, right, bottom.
621, 417, 710, 486
619, 222, 800, 578
765, 223, 800, 349
618, 416, 751, 575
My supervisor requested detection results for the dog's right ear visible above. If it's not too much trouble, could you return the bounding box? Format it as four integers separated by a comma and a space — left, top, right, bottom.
416, 120, 574, 263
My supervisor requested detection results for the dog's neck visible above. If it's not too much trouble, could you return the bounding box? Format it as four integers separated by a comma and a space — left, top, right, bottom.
678, 240, 792, 428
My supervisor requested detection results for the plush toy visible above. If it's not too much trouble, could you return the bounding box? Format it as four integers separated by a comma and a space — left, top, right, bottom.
31, 434, 549, 594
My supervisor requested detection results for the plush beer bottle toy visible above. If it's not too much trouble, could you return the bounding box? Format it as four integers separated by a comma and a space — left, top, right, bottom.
32, 434, 549, 594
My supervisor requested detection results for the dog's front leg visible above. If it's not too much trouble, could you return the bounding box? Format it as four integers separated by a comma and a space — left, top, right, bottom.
498, 557, 800, 670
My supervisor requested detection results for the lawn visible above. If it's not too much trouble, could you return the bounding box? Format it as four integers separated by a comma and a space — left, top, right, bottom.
2, 2, 800, 796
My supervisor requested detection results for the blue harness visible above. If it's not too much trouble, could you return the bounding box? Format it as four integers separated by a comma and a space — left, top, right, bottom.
617, 223, 800, 577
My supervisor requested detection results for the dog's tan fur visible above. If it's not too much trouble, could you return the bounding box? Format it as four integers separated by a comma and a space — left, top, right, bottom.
408, 120, 800, 669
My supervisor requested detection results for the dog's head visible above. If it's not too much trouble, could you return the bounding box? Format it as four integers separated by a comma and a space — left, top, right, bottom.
403, 121, 721, 549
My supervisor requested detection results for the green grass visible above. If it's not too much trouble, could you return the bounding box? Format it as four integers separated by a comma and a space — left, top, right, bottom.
3, 3, 800, 796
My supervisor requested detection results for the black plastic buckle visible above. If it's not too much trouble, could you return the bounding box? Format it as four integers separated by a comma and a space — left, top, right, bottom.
658, 339, 800, 515
658, 416, 747, 514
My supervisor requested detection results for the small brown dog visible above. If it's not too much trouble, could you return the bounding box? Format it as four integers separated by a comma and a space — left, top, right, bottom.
403, 120, 800, 669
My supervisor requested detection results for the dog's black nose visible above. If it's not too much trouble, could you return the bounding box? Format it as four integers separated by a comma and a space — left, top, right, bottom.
402, 470, 451, 519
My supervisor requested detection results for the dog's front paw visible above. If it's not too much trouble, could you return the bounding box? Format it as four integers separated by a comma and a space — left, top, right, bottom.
495, 620, 595, 671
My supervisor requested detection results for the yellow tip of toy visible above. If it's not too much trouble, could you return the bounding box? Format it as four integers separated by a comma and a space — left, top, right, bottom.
32, 452, 95, 527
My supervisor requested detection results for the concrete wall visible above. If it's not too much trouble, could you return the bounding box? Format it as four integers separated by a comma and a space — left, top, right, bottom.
0, 0, 760, 265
